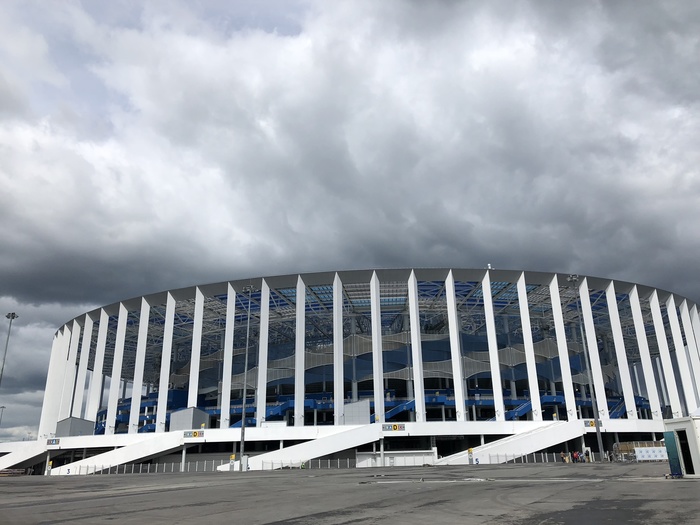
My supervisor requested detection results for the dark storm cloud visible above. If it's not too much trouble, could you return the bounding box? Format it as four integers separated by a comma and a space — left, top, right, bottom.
0, 0, 699, 438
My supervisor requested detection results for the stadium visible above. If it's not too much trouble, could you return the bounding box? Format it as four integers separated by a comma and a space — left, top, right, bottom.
1, 268, 699, 475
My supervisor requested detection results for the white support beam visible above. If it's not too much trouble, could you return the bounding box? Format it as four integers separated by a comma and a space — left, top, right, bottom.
72, 314, 93, 419
296, 276, 307, 426
408, 270, 426, 422
681, 301, 700, 407
86, 309, 110, 423
105, 303, 128, 435
629, 286, 662, 420
370, 272, 385, 423
59, 320, 82, 421
482, 270, 505, 421
690, 305, 700, 366
188, 287, 205, 408
156, 293, 176, 433
549, 275, 577, 420
656, 356, 670, 407
333, 273, 344, 425
649, 290, 683, 418
578, 278, 609, 419
517, 273, 541, 421
220, 284, 236, 429
666, 295, 697, 413
38, 331, 69, 438
128, 298, 150, 433
445, 270, 466, 421
605, 281, 637, 419
256, 280, 270, 427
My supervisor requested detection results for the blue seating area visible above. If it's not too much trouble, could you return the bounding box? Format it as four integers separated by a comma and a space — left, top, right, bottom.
94, 386, 651, 434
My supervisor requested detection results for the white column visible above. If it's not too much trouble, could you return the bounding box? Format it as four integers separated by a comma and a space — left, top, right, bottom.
72, 314, 94, 419
220, 284, 236, 429
649, 290, 683, 417
629, 286, 662, 420
370, 272, 385, 423
128, 298, 150, 433
680, 301, 700, 407
296, 276, 307, 426
656, 357, 670, 407
86, 309, 109, 422
482, 270, 505, 421
333, 273, 345, 425
549, 275, 577, 419
445, 270, 466, 421
666, 295, 697, 414
408, 271, 426, 422
188, 287, 205, 408
578, 278, 609, 419
605, 282, 637, 419
517, 273, 542, 421
256, 280, 270, 427
105, 303, 128, 435
156, 293, 176, 432
633, 364, 642, 398
58, 320, 82, 421
38, 331, 69, 438
690, 306, 700, 365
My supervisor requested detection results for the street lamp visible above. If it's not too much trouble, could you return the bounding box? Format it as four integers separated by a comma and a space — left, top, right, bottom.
567, 276, 605, 460
0, 313, 18, 391
239, 285, 254, 472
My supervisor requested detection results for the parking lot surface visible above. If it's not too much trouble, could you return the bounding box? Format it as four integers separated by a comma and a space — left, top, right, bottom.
0, 462, 697, 524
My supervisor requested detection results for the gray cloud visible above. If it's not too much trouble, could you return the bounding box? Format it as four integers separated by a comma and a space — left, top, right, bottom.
0, 0, 699, 439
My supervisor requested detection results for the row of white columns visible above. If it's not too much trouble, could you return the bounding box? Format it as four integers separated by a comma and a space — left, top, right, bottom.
38, 271, 700, 439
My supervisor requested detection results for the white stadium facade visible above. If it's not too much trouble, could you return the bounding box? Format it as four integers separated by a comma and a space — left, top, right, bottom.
2, 268, 700, 474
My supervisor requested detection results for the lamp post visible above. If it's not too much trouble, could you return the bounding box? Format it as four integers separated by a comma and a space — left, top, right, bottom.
0, 313, 18, 391
567, 275, 605, 460
239, 285, 254, 472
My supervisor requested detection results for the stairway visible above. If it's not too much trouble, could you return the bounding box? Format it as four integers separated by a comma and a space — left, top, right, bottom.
435, 420, 585, 465
218, 424, 382, 471
49, 432, 184, 475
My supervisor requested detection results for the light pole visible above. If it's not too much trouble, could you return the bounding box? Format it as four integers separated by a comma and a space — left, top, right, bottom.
0, 313, 18, 391
0, 405, 5, 429
239, 285, 254, 472
567, 275, 605, 460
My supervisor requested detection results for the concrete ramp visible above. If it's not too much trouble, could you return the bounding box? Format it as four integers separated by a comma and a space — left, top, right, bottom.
219, 424, 382, 471
0, 441, 46, 471
436, 420, 585, 465
50, 432, 183, 476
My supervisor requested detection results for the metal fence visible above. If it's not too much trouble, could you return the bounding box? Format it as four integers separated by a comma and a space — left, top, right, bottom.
55, 457, 359, 475
261, 458, 356, 470
55, 459, 228, 476
487, 452, 613, 464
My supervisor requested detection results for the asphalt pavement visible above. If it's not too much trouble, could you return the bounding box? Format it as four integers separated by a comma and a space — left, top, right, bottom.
0, 462, 697, 524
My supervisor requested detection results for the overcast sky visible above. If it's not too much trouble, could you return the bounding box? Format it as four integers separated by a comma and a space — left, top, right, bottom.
1, 0, 699, 441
